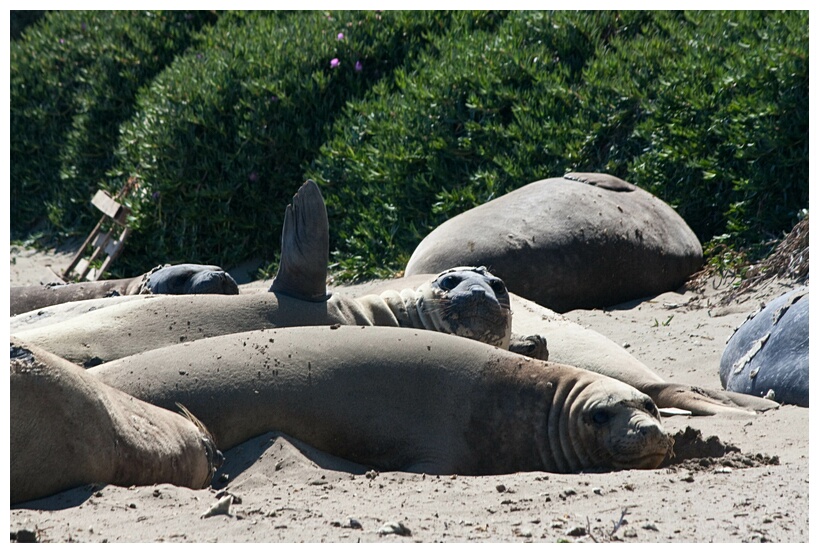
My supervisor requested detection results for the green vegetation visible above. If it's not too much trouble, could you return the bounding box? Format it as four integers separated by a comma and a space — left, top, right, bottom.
10, 10, 808, 280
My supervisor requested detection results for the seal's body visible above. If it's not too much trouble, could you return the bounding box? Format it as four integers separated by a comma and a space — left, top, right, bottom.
12, 266, 516, 367
335, 275, 780, 416
9, 263, 238, 316
405, 173, 703, 313
10, 339, 221, 504
91, 326, 672, 475
720, 287, 809, 407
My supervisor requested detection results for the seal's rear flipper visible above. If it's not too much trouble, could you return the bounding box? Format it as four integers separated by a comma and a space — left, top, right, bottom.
644, 382, 780, 416
269, 180, 331, 301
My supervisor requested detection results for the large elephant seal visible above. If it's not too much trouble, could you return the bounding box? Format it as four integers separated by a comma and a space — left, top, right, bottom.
90, 325, 672, 474
405, 173, 703, 313
10, 339, 222, 504
720, 287, 808, 407
336, 274, 779, 416
10, 266, 521, 367
9, 263, 239, 316
11, 182, 520, 365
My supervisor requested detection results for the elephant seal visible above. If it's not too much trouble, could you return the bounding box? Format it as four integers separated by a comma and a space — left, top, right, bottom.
720, 287, 808, 407
12, 182, 522, 365
90, 325, 672, 474
9, 263, 238, 316
335, 274, 779, 416
10, 266, 522, 366
10, 339, 222, 504
405, 173, 703, 313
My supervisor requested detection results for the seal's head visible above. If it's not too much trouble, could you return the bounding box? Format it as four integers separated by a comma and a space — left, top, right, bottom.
417, 266, 512, 348
563, 378, 672, 472
144, 264, 239, 295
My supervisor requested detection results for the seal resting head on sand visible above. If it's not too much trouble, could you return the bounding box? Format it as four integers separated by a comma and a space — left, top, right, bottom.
9, 263, 238, 316
91, 325, 672, 474
10, 339, 222, 504
138, 263, 239, 295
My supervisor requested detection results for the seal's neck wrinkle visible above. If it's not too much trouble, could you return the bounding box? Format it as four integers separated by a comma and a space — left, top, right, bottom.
402, 287, 433, 330
544, 375, 589, 473
463, 362, 559, 475
560, 381, 594, 470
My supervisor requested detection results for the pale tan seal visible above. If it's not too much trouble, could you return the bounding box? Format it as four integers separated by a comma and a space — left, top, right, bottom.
10, 339, 222, 504
11, 182, 524, 366
90, 325, 672, 474
336, 274, 780, 416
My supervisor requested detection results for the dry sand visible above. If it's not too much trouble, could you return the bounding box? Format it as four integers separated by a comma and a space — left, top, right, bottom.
6, 245, 811, 543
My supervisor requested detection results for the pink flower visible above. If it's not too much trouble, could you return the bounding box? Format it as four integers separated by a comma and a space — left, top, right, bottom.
337, 32, 344, 40
355, 61, 363, 72
330, 58, 340, 69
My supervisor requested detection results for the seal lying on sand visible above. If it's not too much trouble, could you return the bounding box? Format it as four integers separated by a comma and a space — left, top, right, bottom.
10, 339, 222, 505
10, 265, 532, 366
337, 275, 780, 417
12, 182, 538, 365
720, 287, 809, 407
90, 325, 673, 474
9, 263, 239, 316
404, 173, 703, 313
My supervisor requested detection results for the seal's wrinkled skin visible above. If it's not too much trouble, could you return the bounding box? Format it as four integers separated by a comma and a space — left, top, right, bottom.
91, 325, 672, 475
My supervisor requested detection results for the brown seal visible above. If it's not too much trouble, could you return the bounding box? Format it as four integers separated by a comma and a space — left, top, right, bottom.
90, 325, 672, 474
10, 339, 222, 504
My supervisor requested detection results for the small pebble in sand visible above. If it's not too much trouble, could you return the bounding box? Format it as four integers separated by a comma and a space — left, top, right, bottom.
377, 521, 411, 536
201, 495, 233, 518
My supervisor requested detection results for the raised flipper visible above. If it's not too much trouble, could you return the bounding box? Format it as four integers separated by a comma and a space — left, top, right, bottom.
269, 180, 331, 301
643, 382, 780, 416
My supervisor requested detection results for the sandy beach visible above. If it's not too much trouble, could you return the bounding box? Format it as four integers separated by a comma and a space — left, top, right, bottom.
8, 245, 810, 543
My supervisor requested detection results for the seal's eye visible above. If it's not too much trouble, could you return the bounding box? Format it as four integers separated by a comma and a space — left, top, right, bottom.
591, 409, 611, 425
439, 275, 460, 290
488, 279, 507, 296
644, 399, 657, 414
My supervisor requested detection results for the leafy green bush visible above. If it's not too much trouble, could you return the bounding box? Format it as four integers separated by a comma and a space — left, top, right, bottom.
309, 10, 808, 280
10, 10, 217, 234
11, 11, 807, 282
108, 10, 506, 273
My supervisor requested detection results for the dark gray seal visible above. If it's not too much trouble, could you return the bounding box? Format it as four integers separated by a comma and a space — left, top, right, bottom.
720, 287, 809, 407
9, 263, 238, 316
404, 173, 703, 313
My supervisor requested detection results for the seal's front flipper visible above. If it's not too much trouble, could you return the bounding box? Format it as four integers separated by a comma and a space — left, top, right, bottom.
643, 382, 780, 416
509, 333, 549, 361
269, 180, 331, 301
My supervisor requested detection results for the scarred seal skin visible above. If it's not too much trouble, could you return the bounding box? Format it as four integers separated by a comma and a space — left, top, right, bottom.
10, 339, 221, 505
90, 325, 672, 475
720, 287, 808, 407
